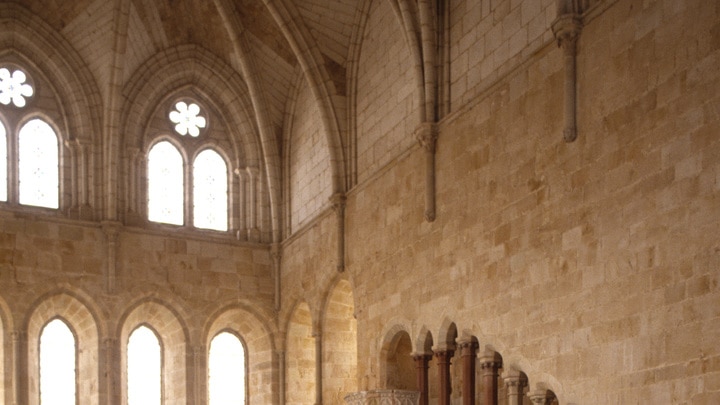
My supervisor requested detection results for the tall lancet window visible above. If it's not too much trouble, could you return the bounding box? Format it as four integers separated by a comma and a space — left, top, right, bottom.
209, 331, 246, 405
193, 149, 228, 231
147, 141, 184, 225
19, 118, 59, 208
0, 120, 6, 202
39, 319, 76, 405
127, 325, 162, 405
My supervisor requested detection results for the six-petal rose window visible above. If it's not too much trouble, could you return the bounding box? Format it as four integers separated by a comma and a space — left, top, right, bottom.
0, 67, 34, 108
169, 101, 206, 137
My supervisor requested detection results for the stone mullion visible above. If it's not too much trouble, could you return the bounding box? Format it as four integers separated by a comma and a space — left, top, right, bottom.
412, 354, 432, 405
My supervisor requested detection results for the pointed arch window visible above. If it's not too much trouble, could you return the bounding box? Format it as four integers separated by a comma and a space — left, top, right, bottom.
209, 331, 246, 405
193, 149, 228, 231
146, 99, 231, 232
0, 66, 61, 210
127, 325, 162, 405
0, 120, 6, 202
148, 141, 184, 225
39, 319, 76, 405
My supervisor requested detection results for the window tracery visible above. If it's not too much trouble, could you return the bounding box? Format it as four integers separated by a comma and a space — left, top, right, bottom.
146, 98, 229, 232
0, 65, 61, 210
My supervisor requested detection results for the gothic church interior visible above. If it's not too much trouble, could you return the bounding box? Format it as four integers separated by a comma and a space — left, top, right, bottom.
0, 0, 718, 404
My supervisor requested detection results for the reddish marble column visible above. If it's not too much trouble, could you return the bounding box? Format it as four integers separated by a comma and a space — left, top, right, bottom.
458, 340, 478, 405
435, 349, 454, 405
479, 351, 502, 405
413, 354, 432, 405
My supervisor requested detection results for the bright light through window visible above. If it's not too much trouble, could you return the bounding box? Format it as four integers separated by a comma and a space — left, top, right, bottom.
193, 150, 227, 231
209, 332, 246, 405
169, 101, 206, 137
0, 67, 34, 108
0, 120, 6, 202
128, 326, 161, 405
18, 118, 58, 208
40, 319, 76, 405
148, 141, 184, 225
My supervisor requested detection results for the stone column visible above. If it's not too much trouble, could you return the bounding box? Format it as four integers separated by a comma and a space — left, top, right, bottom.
102, 221, 121, 294
278, 350, 286, 405
412, 353, 432, 405
551, 8, 582, 143
12, 331, 27, 405
503, 369, 528, 405
314, 328, 323, 405
329, 193, 346, 272
246, 167, 261, 242
528, 389, 556, 405
234, 168, 247, 241
479, 350, 502, 405
271, 243, 281, 311
457, 340, 478, 405
416, 123, 438, 222
435, 348, 454, 405
102, 338, 119, 405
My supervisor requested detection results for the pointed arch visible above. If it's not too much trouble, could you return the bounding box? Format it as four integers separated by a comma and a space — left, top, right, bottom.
378, 324, 414, 390
285, 301, 316, 405
204, 303, 277, 405
261, 0, 347, 193
119, 299, 189, 405
26, 293, 100, 405
321, 279, 358, 404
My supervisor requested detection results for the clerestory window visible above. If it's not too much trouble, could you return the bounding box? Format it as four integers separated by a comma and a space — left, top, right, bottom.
0, 65, 60, 209
146, 100, 228, 231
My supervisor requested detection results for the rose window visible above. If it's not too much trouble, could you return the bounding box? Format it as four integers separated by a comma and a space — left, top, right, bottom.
169, 101, 206, 137
0, 68, 34, 108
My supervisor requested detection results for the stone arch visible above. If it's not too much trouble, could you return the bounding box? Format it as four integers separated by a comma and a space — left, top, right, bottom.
204, 304, 276, 405
378, 323, 414, 390
0, 3, 103, 214
120, 46, 267, 236
283, 72, 334, 234
26, 293, 100, 405
321, 279, 358, 404
436, 318, 458, 350
349, 0, 421, 183
119, 299, 189, 405
285, 301, 316, 405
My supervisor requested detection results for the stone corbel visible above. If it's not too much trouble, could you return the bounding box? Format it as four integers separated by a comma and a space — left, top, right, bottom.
102, 221, 122, 294
551, 12, 582, 142
415, 122, 439, 222
329, 193, 346, 272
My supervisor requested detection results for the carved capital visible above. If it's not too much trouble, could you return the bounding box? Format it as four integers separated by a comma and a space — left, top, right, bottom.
457, 339, 478, 357
245, 166, 260, 180
329, 193, 346, 212
11, 330, 26, 342
528, 389, 556, 405
415, 122, 438, 153
270, 243, 282, 261
551, 14, 582, 51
